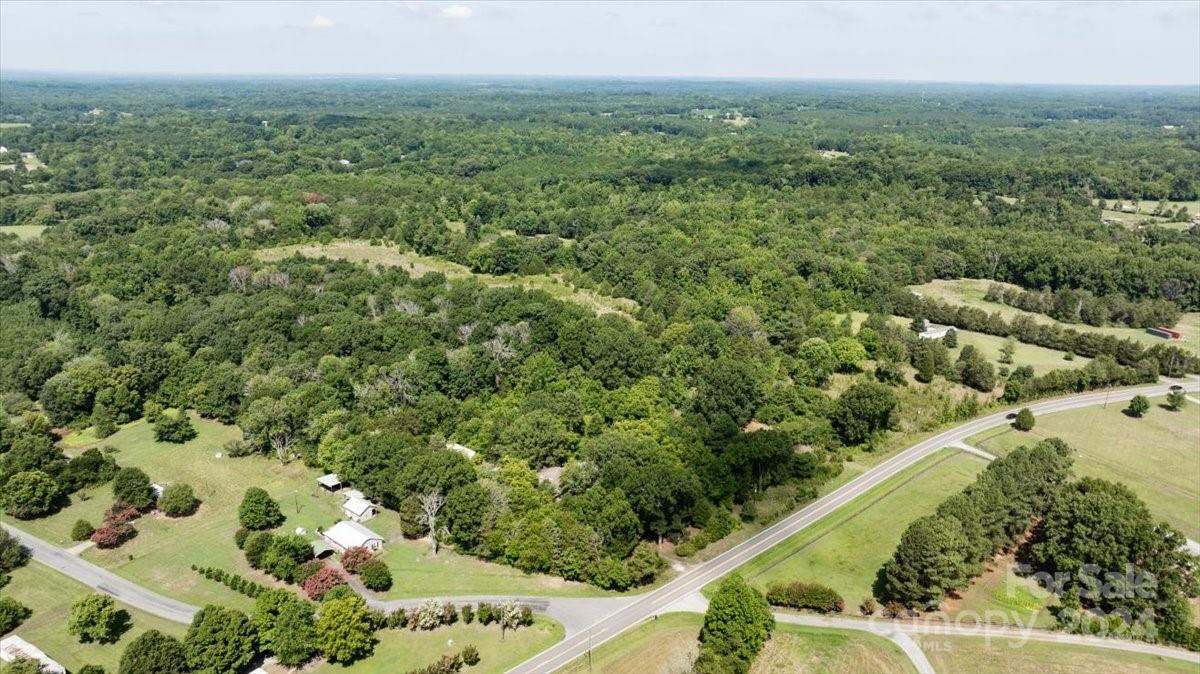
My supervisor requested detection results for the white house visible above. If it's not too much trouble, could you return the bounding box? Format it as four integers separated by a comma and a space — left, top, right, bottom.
342, 496, 376, 522
918, 324, 953, 340
323, 520, 384, 552
1, 635, 67, 674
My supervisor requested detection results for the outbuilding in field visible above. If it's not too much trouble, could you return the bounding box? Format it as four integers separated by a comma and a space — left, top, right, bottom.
322, 520, 384, 553
342, 496, 376, 522
317, 473, 343, 492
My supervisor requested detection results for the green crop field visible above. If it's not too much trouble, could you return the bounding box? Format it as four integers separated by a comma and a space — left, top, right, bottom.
909, 279, 1200, 356
256, 239, 637, 318
332, 615, 563, 674
0, 562, 187, 673
917, 634, 1196, 674
557, 612, 915, 674
969, 397, 1200, 539
727, 449, 988, 604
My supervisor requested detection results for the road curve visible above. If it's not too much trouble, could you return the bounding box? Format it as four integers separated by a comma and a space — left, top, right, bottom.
509, 379, 1200, 673
1, 522, 198, 624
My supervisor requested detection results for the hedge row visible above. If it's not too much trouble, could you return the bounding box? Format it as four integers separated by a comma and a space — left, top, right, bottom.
191, 565, 269, 598
765, 580, 845, 613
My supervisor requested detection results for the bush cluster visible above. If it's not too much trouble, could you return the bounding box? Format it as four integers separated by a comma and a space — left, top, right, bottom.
675, 509, 737, 558
765, 581, 845, 613
191, 565, 268, 598
404, 646, 478, 674
302, 567, 346, 600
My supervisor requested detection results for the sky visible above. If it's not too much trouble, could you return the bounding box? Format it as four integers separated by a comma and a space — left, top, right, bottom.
1, 1, 1198, 86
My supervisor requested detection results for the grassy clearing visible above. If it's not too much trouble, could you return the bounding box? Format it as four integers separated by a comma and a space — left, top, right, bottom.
908, 279, 1200, 356
728, 450, 987, 604
0, 562, 187, 673
968, 397, 1200, 539
938, 553, 1056, 629
917, 634, 1196, 674
256, 240, 637, 318
0, 122, 32, 128
331, 616, 564, 674
556, 613, 914, 674
750, 622, 915, 674
0, 224, 47, 240
370, 537, 608, 599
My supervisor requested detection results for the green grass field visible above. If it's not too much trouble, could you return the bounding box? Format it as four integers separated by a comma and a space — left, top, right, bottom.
556, 613, 914, 674
9, 414, 610, 609
0, 562, 187, 673
0, 225, 47, 240
256, 240, 637, 318
917, 634, 1196, 674
331, 616, 564, 674
969, 397, 1200, 539
727, 449, 988, 604
909, 279, 1200, 356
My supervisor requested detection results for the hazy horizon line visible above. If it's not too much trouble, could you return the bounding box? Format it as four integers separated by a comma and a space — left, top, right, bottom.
3, 68, 1199, 90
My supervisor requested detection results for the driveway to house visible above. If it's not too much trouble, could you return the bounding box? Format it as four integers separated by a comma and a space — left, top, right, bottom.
509, 378, 1200, 673
1, 521, 198, 624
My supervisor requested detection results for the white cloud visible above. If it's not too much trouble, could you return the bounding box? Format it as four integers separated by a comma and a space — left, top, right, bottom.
311, 14, 336, 29
440, 4, 474, 20
396, 2, 475, 20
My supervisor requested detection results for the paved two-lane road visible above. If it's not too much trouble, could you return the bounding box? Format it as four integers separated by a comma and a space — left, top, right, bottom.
0, 521, 198, 624
509, 379, 1200, 673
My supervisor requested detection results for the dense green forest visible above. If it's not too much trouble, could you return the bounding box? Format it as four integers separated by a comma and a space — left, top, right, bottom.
1, 77, 1198, 593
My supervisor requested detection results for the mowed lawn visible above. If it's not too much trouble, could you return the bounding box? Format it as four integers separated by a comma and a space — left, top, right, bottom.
556, 613, 915, 674
917, 635, 1197, 674
0, 562, 187, 673
728, 450, 988, 604
969, 398, 1200, 539
909, 279, 1200, 357
937, 554, 1056, 629
328, 616, 563, 674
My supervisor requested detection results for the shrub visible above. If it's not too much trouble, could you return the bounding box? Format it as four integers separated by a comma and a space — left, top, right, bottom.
0, 596, 31, 634
860, 597, 877, 616
323, 585, 357, 603
192, 566, 268, 598
1126, 395, 1151, 418
1013, 407, 1035, 431
387, 609, 409, 629
112, 467, 154, 510
238, 487, 284, 530
72, 519, 96, 542
440, 602, 458, 625
766, 580, 845, 613
153, 410, 197, 443
359, 559, 393, 591
475, 602, 494, 625
460, 604, 474, 624
91, 522, 136, 549
461, 645, 480, 667
415, 599, 443, 630
234, 528, 251, 549
158, 483, 199, 517
294, 559, 325, 585
104, 501, 141, 525
340, 546, 373, 574
303, 567, 346, 600
224, 438, 254, 457
1166, 390, 1187, 411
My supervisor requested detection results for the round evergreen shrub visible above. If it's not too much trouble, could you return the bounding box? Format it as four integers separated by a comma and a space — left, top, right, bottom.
71, 519, 96, 542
